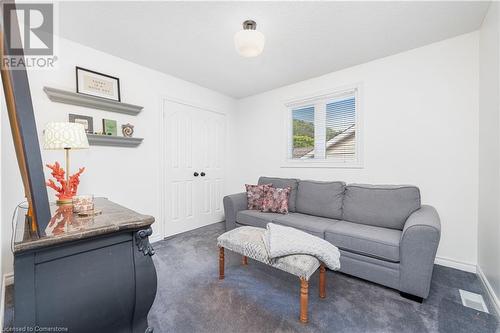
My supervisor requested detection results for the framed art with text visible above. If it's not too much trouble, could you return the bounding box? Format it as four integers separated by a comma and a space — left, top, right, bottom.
76, 66, 121, 101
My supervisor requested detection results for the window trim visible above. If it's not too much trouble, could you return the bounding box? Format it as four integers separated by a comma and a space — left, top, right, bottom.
282, 83, 364, 169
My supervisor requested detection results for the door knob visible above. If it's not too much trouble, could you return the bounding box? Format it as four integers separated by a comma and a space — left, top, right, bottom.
194, 172, 199, 177
200, 172, 206, 177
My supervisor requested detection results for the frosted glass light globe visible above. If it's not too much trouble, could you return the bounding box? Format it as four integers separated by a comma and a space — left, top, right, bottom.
234, 28, 265, 57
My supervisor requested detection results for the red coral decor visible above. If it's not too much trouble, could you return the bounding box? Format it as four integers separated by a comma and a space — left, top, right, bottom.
46, 162, 85, 203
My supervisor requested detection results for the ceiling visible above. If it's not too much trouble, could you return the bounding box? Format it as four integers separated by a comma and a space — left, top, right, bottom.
58, 1, 490, 99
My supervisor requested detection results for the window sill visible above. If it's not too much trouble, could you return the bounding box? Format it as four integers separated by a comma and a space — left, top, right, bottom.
281, 160, 364, 169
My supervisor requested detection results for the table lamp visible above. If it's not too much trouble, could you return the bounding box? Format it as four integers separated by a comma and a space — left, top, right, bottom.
43, 122, 89, 204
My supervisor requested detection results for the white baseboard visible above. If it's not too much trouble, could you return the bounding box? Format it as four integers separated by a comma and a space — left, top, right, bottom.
477, 265, 500, 317
150, 235, 163, 244
434, 256, 477, 273
3, 273, 13, 286
0, 273, 13, 330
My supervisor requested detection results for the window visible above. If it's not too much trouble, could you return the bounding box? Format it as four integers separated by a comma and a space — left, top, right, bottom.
292, 106, 315, 159
325, 96, 356, 161
286, 86, 362, 167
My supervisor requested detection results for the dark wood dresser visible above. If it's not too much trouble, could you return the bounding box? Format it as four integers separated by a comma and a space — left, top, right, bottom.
13, 198, 157, 333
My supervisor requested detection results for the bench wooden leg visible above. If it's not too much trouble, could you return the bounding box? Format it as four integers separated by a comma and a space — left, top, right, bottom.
319, 263, 326, 299
242, 255, 248, 266
300, 278, 309, 323
219, 247, 225, 280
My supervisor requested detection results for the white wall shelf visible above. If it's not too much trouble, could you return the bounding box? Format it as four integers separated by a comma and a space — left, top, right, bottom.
43, 87, 143, 115
87, 134, 143, 147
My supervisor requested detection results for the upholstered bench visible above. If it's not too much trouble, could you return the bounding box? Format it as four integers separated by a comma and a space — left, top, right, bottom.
217, 226, 326, 323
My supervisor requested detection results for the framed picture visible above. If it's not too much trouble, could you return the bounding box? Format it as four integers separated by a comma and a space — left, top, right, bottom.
69, 114, 93, 133
76, 67, 121, 101
102, 119, 118, 136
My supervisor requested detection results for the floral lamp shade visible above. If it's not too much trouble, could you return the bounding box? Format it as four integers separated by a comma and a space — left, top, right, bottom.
43, 122, 89, 150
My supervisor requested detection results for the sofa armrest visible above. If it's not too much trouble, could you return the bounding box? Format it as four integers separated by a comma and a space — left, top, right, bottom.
399, 205, 441, 298
223, 192, 247, 231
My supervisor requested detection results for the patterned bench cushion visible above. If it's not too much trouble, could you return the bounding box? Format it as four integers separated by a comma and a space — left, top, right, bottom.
217, 226, 320, 280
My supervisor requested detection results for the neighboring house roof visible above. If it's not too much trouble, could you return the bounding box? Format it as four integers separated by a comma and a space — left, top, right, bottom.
326, 126, 355, 159
300, 125, 355, 160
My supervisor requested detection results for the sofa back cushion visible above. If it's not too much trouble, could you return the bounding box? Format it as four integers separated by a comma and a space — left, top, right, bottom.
342, 184, 421, 230
258, 177, 299, 212
296, 180, 345, 219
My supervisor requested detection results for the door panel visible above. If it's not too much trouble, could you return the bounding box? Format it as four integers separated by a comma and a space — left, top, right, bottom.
166, 108, 197, 234
197, 112, 225, 223
170, 180, 194, 222
164, 100, 225, 236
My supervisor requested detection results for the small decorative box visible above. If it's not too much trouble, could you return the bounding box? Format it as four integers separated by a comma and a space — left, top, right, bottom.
72, 195, 94, 213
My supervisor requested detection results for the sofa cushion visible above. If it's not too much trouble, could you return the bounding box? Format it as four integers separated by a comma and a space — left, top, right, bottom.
236, 210, 282, 228
273, 213, 339, 238
261, 187, 291, 214
342, 184, 421, 230
245, 183, 272, 210
296, 180, 345, 219
258, 177, 299, 212
325, 220, 401, 262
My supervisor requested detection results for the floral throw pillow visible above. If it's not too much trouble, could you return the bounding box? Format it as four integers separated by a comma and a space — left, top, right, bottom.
245, 184, 272, 210
262, 187, 291, 214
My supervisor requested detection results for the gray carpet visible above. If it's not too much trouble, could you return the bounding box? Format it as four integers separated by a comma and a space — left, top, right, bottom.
3, 222, 499, 332
148, 222, 499, 333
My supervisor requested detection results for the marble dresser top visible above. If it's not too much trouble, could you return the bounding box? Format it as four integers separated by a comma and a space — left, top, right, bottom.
14, 198, 154, 253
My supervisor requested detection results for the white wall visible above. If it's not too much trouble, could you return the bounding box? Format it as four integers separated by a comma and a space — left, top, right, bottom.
478, 2, 500, 307
230, 33, 479, 267
0, 37, 236, 276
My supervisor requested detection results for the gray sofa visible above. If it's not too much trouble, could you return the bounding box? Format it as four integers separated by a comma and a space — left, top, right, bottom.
223, 177, 441, 301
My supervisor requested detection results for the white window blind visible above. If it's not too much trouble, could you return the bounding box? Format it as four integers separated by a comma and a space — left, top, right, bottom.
287, 87, 360, 166
325, 95, 356, 162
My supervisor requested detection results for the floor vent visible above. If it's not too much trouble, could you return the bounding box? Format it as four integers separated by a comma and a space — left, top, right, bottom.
459, 289, 489, 313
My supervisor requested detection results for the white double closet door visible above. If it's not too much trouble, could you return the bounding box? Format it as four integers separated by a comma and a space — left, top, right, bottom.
163, 99, 225, 236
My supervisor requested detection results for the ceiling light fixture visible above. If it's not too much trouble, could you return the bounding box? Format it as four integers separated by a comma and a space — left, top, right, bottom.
234, 20, 265, 58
